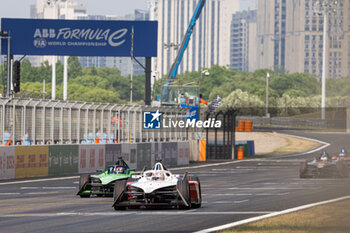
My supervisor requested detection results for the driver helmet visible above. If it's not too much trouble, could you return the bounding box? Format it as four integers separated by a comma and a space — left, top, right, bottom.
339, 149, 346, 157
116, 167, 124, 174
320, 152, 328, 161
153, 172, 165, 181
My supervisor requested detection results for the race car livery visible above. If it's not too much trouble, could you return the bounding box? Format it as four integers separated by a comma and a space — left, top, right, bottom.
332, 149, 350, 169
77, 157, 135, 197
112, 161, 201, 210
300, 152, 349, 178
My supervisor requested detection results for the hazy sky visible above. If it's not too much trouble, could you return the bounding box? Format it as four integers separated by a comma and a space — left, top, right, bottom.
0, 0, 148, 18
0, 0, 252, 19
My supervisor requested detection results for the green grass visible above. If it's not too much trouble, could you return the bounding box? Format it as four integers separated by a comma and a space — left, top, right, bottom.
221, 199, 350, 233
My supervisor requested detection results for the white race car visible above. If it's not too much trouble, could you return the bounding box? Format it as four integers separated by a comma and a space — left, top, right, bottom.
112, 161, 201, 210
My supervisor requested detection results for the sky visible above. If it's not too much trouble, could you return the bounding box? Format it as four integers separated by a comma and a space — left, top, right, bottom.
0, 0, 252, 19
0, 0, 148, 18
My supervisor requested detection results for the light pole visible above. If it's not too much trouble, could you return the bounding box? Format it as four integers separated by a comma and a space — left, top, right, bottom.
48, 0, 58, 100
313, 0, 338, 120
48, 0, 69, 100
201, 70, 209, 80
0, 30, 11, 97
130, 26, 134, 105
266, 72, 270, 118
164, 42, 180, 67
200, 69, 210, 94
63, 0, 68, 101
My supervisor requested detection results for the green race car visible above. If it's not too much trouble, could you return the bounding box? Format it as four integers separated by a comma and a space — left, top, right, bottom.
77, 157, 135, 197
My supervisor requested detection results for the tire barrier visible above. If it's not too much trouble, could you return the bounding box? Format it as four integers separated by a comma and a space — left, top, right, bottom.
235, 120, 253, 132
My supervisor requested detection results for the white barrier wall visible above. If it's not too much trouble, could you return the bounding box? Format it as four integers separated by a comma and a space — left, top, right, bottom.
177, 142, 190, 166
0, 141, 191, 180
78, 145, 105, 174
121, 143, 138, 170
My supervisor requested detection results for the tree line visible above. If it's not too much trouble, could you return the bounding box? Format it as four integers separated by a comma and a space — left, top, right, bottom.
2, 59, 349, 107
4, 57, 145, 104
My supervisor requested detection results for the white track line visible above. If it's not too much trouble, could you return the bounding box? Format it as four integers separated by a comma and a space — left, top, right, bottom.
0, 132, 332, 185
194, 195, 350, 233
0, 176, 79, 186
0, 161, 244, 186
171, 160, 242, 171
229, 187, 301, 190
0, 211, 274, 218
27, 192, 60, 195
273, 133, 330, 158
21, 187, 76, 190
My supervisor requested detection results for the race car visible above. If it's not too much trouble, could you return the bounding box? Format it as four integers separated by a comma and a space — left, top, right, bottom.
112, 161, 201, 210
77, 157, 135, 197
299, 152, 349, 178
332, 149, 350, 168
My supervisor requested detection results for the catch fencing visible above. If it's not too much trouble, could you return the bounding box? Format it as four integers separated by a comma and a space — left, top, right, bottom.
0, 98, 194, 146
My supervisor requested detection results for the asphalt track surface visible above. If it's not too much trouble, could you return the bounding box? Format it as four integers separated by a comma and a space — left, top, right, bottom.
1, 130, 350, 233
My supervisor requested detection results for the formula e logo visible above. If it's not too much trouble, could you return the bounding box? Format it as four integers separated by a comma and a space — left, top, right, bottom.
33, 38, 47, 48
143, 110, 161, 129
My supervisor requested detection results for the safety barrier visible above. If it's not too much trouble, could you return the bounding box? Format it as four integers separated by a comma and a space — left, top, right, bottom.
235, 120, 253, 132
0, 141, 190, 180
0, 98, 193, 146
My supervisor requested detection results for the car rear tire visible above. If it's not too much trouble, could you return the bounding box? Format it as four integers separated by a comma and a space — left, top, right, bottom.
299, 162, 308, 178
178, 179, 191, 210
79, 174, 91, 198
189, 176, 201, 208
113, 180, 127, 210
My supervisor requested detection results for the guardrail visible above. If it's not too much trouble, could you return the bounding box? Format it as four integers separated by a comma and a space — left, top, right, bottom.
0, 98, 195, 146
238, 115, 348, 131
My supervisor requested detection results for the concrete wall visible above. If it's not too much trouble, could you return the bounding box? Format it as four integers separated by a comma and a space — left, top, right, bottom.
0, 142, 190, 180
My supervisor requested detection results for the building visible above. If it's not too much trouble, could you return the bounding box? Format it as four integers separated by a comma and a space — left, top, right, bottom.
29, 0, 148, 76
256, 0, 349, 79
77, 12, 148, 76
29, 0, 88, 67
240, 0, 257, 11
150, 0, 239, 79
230, 10, 257, 72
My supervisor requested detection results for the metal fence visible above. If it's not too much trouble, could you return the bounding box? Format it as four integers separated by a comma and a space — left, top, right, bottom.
0, 98, 195, 145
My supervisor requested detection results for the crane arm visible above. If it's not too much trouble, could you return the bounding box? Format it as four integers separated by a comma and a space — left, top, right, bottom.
162, 0, 206, 102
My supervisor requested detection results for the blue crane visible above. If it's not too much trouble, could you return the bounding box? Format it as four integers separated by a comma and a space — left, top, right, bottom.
162, 0, 206, 103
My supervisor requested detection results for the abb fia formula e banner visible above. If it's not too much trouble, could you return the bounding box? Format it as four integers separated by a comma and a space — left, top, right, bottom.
14, 146, 49, 178
1, 18, 158, 57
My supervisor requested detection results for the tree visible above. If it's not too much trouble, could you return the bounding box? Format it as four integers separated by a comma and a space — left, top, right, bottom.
68, 56, 83, 80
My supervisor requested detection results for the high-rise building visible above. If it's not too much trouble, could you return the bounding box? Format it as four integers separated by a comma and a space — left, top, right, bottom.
29, 0, 148, 76
256, 0, 349, 79
29, 0, 88, 67
150, 0, 239, 79
230, 10, 257, 72
77, 11, 148, 76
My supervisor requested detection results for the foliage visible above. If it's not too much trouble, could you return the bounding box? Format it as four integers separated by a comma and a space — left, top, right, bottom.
219, 89, 264, 111
14, 58, 145, 104
10, 59, 350, 106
